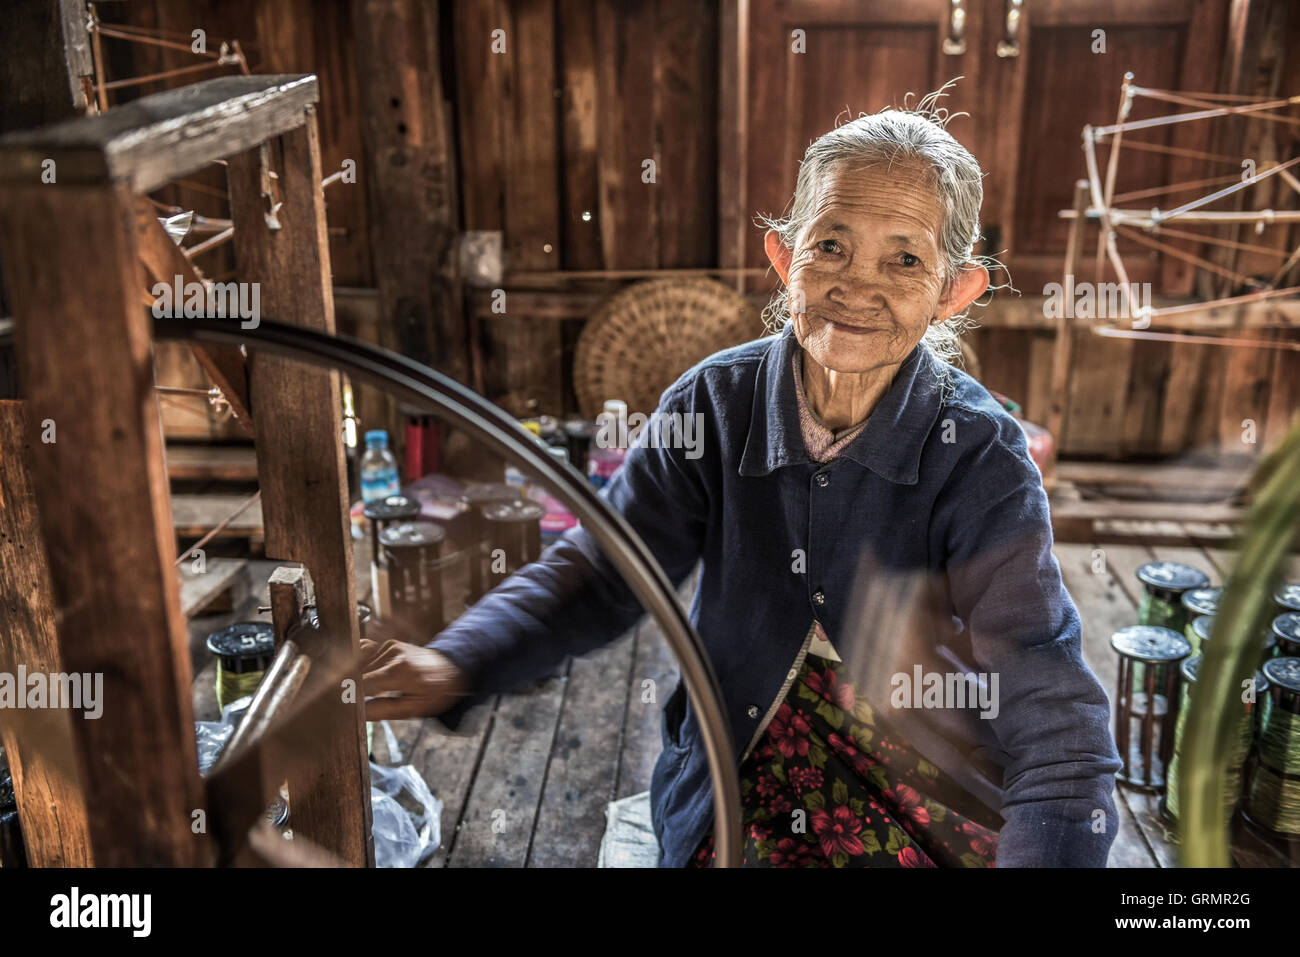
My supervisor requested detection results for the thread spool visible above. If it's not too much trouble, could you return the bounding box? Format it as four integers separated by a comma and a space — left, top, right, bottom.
265, 794, 290, 834
1133, 563, 1208, 693
460, 483, 519, 605
1160, 655, 1265, 824
1244, 657, 1300, 839
1275, 583, 1300, 616
380, 521, 447, 641
1187, 614, 1214, 655
481, 498, 545, 590
1184, 613, 1275, 666
1181, 588, 1220, 649
364, 495, 422, 620
1273, 614, 1300, 659
1111, 625, 1191, 791
206, 622, 276, 712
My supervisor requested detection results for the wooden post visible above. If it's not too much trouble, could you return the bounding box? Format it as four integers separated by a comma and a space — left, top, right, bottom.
1044, 179, 1090, 491
269, 565, 314, 650
227, 111, 375, 867
353, 0, 470, 453
0, 400, 93, 865
0, 182, 213, 866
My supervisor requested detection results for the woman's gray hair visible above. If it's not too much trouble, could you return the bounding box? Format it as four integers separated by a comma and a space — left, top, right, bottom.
758, 83, 1000, 392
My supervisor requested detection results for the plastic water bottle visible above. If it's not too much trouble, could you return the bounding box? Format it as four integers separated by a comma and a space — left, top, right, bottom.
587, 399, 629, 490
360, 430, 401, 503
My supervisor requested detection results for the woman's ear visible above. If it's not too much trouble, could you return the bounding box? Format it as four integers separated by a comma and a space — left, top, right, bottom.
764, 229, 793, 285
937, 262, 990, 320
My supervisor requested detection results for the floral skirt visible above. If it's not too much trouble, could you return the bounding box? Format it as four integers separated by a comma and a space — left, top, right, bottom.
688, 651, 1001, 868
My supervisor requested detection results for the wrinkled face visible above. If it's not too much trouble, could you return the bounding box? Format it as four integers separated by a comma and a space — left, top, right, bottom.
787, 160, 950, 375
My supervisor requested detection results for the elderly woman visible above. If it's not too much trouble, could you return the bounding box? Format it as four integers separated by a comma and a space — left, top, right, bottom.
361, 102, 1122, 868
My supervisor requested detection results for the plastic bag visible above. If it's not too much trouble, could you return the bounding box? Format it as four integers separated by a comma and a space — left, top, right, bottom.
370, 762, 442, 868
194, 695, 253, 773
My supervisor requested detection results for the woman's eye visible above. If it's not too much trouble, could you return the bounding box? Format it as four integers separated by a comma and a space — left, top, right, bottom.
816, 239, 841, 254
899, 252, 921, 267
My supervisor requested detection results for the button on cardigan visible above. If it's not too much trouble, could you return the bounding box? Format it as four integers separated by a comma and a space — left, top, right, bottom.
429, 323, 1122, 868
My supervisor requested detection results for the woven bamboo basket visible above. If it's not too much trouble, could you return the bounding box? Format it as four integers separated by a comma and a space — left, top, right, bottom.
573, 278, 765, 419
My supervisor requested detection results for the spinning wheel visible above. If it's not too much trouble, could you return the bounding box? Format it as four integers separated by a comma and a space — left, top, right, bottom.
0, 74, 741, 868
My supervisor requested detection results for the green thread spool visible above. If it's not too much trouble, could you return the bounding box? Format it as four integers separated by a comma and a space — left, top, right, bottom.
1273, 614, 1300, 660
1161, 655, 1264, 824
1134, 563, 1208, 693
1181, 588, 1220, 651
206, 622, 275, 712
1244, 657, 1300, 837
1275, 583, 1300, 617
1186, 614, 1215, 656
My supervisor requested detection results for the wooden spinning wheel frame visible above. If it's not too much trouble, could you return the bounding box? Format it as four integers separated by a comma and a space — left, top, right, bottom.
0, 74, 741, 868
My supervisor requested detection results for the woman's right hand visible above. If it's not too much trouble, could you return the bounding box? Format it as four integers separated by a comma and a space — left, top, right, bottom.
359, 638, 470, 720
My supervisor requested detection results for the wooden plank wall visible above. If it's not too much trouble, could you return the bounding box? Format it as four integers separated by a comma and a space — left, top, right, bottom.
97, 0, 1298, 458
451, 0, 718, 416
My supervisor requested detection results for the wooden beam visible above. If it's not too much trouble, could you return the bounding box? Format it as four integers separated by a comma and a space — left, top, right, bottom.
0, 182, 212, 866
1054, 459, 1252, 493
227, 113, 374, 867
352, 0, 469, 383
1045, 180, 1090, 487
132, 198, 253, 434
0, 74, 319, 192
0, 400, 93, 866
717, 0, 749, 293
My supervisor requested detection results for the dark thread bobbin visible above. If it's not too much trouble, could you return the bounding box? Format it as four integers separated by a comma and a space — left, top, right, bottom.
1188, 612, 1277, 666
1159, 655, 1266, 824
205, 621, 276, 712
1181, 586, 1221, 621
459, 482, 519, 604
481, 498, 546, 590
1110, 625, 1192, 791
1242, 656, 1300, 841
1133, 562, 1208, 694
363, 494, 422, 618
379, 521, 447, 642
1273, 614, 1300, 660
1275, 583, 1300, 616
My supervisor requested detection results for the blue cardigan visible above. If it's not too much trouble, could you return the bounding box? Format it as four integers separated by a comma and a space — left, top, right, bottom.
431, 324, 1122, 867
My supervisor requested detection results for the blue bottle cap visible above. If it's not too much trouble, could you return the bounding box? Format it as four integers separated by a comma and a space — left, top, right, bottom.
365, 429, 388, 446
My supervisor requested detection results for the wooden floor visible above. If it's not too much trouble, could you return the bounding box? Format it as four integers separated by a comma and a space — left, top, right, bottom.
1056, 521, 1298, 868
186, 521, 1299, 867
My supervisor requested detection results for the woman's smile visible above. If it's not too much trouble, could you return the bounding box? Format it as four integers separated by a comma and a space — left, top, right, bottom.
820, 314, 886, 336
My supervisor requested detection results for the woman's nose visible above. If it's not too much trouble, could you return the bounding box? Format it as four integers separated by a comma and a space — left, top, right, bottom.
827, 275, 886, 312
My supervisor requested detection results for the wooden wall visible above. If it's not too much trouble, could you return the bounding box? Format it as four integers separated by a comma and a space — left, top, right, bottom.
90, 0, 1300, 459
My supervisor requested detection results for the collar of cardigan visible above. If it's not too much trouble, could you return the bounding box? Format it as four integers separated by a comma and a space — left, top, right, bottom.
738, 322, 945, 485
